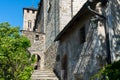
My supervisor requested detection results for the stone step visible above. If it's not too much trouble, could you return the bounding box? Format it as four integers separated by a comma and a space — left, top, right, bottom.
32, 73, 55, 75
33, 72, 55, 75
33, 70, 53, 73
32, 74, 56, 77
34, 70, 51, 72
32, 76, 58, 80
33, 71, 53, 73
32, 77, 58, 80
31, 70, 58, 80
32, 76, 58, 79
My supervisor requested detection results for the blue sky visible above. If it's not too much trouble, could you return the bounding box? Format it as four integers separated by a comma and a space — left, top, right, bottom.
0, 0, 40, 30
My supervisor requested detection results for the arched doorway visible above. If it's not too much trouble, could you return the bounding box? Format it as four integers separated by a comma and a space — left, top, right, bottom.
61, 54, 68, 80
34, 54, 41, 70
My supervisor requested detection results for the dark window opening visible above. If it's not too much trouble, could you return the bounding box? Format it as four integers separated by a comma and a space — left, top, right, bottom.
56, 55, 60, 62
35, 35, 39, 41
28, 20, 32, 29
32, 10, 35, 14
80, 27, 85, 44
34, 65, 37, 70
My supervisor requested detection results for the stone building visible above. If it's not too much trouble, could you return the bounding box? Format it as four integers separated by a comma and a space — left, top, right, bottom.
22, 0, 120, 80
54, 0, 120, 80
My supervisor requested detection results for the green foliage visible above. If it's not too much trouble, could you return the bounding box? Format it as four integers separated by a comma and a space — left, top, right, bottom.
91, 60, 120, 80
0, 22, 35, 80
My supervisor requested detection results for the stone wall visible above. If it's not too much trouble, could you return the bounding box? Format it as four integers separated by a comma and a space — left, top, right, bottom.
22, 30, 45, 70
44, 0, 59, 49
74, 1, 120, 79
72, 0, 87, 16
37, 0, 90, 50
56, 11, 94, 80
106, 0, 120, 61
22, 30, 45, 50
44, 43, 58, 70
74, 20, 107, 80
59, 0, 72, 31
36, 1, 44, 33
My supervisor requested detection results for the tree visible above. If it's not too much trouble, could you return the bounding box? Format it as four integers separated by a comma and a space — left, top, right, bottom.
0, 22, 34, 80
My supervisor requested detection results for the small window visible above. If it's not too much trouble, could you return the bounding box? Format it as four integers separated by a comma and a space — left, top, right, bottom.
80, 27, 85, 44
35, 35, 39, 41
32, 10, 35, 14
28, 20, 32, 29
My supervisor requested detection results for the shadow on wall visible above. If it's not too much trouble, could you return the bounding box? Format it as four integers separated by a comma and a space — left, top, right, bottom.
74, 17, 107, 79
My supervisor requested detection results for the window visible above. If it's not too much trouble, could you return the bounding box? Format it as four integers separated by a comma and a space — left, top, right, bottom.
80, 27, 85, 44
32, 10, 35, 14
35, 35, 39, 41
28, 20, 32, 29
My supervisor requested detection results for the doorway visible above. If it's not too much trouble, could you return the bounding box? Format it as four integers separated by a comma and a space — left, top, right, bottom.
34, 54, 41, 70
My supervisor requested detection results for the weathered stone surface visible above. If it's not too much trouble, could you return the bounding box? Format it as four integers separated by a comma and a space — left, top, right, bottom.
106, 0, 120, 61
44, 0, 59, 49
44, 43, 58, 70
72, 0, 87, 16
59, 0, 72, 31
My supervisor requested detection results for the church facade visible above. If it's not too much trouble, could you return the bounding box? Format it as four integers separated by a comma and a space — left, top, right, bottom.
22, 0, 120, 80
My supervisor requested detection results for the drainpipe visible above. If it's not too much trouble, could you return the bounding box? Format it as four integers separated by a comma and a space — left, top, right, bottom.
87, 2, 111, 64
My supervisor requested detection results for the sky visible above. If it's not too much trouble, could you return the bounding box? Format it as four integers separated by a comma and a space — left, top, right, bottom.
0, 0, 40, 30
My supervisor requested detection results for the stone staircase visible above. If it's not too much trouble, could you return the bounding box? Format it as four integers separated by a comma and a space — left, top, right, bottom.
31, 70, 58, 80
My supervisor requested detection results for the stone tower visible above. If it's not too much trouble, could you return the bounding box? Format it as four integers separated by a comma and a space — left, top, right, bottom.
23, 8, 37, 31
22, 7, 45, 70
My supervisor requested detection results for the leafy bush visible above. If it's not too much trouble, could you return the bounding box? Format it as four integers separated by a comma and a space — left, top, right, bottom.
91, 60, 120, 80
